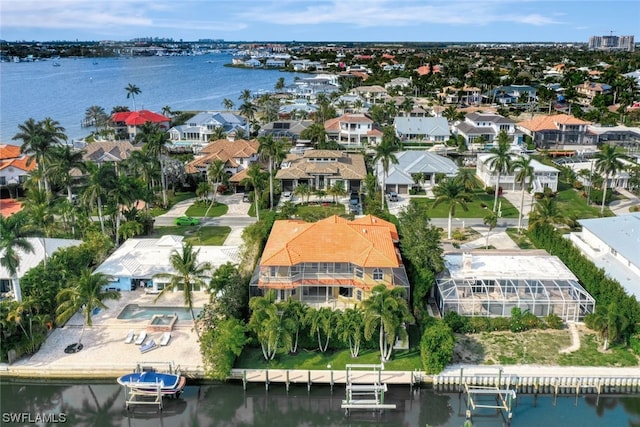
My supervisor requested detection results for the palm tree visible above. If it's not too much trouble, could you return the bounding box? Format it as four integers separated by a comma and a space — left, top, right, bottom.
486, 130, 513, 212
209, 126, 227, 141
294, 183, 311, 203
13, 118, 52, 193
241, 163, 267, 221
512, 155, 535, 232
0, 212, 34, 302
442, 105, 459, 122
238, 89, 252, 103
300, 122, 327, 146
280, 298, 307, 353
258, 135, 285, 210
207, 159, 226, 204
248, 291, 289, 360
305, 307, 334, 352
337, 307, 364, 358
528, 197, 567, 231
373, 140, 399, 208
84, 105, 109, 129
46, 145, 86, 202
274, 77, 286, 91
363, 284, 414, 362
81, 163, 116, 234
56, 271, 121, 348
454, 168, 481, 192
239, 101, 257, 123
125, 83, 141, 110
432, 178, 472, 239
137, 123, 172, 207
152, 243, 211, 339
594, 144, 625, 214
483, 211, 498, 249
161, 105, 172, 117
222, 98, 234, 110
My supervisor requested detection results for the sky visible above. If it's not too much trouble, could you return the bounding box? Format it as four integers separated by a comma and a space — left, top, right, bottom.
0, 0, 639, 43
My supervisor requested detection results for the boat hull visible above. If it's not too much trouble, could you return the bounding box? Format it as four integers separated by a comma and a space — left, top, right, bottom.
117, 372, 186, 396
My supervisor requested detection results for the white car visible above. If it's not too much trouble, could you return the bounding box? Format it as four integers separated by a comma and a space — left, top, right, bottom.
282, 191, 292, 201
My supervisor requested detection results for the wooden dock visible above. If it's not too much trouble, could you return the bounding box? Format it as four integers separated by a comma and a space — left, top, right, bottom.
229, 368, 423, 392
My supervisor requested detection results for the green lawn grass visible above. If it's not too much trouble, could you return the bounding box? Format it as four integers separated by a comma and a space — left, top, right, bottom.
505, 228, 535, 249
152, 226, 230, 245
295, 203, 346, 219
412, 192, 518, 218
185, 202, 228, 217
555, 182, 610, 219
558, 334, 639, 367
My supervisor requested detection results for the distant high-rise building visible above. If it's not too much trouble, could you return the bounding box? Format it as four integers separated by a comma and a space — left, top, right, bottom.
588, 34, 635, 52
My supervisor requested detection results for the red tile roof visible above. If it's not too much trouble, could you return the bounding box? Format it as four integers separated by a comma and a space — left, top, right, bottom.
518, 114, 590, 132
0, 199, 22, 216
0, 157, 36, 172
0, 144, 22, 160
112, 110, 170, 126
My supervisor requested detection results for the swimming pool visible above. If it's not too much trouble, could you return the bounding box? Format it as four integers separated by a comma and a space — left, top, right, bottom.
117, 304, 202, 321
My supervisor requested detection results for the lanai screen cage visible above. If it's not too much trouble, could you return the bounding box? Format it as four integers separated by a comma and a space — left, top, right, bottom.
434, 252, 596, 322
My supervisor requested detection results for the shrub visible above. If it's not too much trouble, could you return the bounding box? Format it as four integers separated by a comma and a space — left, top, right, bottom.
443, 311, 468, 333
629, 205, 640, 213
420, 320, 456, 374
522, 312, 540, 330
630, 334, 640, 355
509, 307, 525, 332
485, 186, 495, 195
543, 314, 563, 330
489, 317, 511, 331
572, 181, 584, 190
467, 317, 490, 333
452, 229, 466, 241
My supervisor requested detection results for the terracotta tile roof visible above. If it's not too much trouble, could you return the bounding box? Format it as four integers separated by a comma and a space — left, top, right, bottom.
187, 139, 258, 172
83, 141, 140, 162
324, 114, 374, 131
0, 156, 36, 172
518, 114, 590, 132
112, 110, 169, 125
0, 199, 22, 216
0, 144, 22, 160
276, 150, 366, 180
260, 215, 401, 267
229, 167, 248, 183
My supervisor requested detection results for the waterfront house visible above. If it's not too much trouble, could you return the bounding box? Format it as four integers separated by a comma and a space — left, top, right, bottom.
249, 215, 410, 306
440, 86, 482, 105
485, 85, 537, 105
0, 144, 35, 198
185, 137, 259, 183
276, 149, 366, 193
0, 238, 82, 302
324, 113, 383, 149
377, 151, 458, 194
351, 85, 389, 104
393, 117, 449, 143
259, 120, 313, 142
575, 81, 612, 105
435, 251, 595, 322
454, 112, 523, 149
517, 114, 595, 150
569, 214, 640, 299
81, 140, 140, 164
111, 110, 170, 141
476, 153, 559, 192
93, 235, 240, 293
169, 111, 248, 144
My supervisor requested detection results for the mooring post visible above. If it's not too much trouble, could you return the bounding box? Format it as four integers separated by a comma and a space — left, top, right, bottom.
330, 369, 334, 393
286, 370, 290, 393
459, 367, 464, 393
307, 370, 311, 392
498, 368, 502, 388
265, 369, 269, 391
243, 370, 247, 391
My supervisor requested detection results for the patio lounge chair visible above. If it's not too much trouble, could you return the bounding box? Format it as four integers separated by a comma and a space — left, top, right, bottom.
140, 339, 157, 354
134, 331, 147, 345
160, 332, 171, 346
124, 330, 135, 344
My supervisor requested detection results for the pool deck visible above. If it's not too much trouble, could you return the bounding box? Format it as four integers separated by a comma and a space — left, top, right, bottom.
1, 291, 209, 379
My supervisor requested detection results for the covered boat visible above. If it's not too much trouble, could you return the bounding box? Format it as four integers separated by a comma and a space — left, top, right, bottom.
117, 370, 186, 397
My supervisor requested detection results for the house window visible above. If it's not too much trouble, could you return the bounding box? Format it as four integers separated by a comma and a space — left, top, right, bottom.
373, 268, 384, 281
354, 267, 364, 279
270, 267, 277, 277
356, 290, 362, 301
290, 265, 299, 275
0, 177, 5, 186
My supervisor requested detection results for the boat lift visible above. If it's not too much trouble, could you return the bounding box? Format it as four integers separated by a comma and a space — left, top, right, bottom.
123, 361, 182, 412
462, 368, 517, 423
341, 364, 397, 415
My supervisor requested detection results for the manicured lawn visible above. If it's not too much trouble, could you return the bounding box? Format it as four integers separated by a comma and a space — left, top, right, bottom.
185, 202, 228, 217
296, 203, 346, 219
558, 334, 639, 367
148, 191, 196, 217
235, 345, 422, 371
555, 182, 610, 219
411, 192, 518, 218
152, 226, 230, 245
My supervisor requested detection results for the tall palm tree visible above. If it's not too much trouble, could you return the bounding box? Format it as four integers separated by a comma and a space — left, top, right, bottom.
512, 155, 535, 232
248, 290, 289, 361
337, 307, 364, 358
454, 168, 481, 192
294, 183, 311, 203
81, 163, 116, 234
239, 101, 257, 123
280, 298, 307, 353
0, 212, 34, 302
241, 163, 267, 221
207, 159, 226, 205
486, 130, 513, 212
594, 144, 625, 214
153, 243, 211, 339
362, 284, 413, 362
56, 271, 121, 348
84, 105, 109, 129
222, 98, 234, 110
12, 118, 58, 194
137, 123, 172, 207
373, 140, 399, 208
161, 105, 172, 117
238, 89, 252, 103
46, 145, 86, 202
258, 135, 286, 210
432, 178, 472, 239
125, 83, 141, 110
300, 122, 327, 146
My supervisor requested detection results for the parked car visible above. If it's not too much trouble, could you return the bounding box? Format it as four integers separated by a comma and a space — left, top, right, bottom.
349, 192, 359, 206
242, 193, 250, 202
174, 216, 199, 226
281, 191, 292, 201
387, 191, 398, 202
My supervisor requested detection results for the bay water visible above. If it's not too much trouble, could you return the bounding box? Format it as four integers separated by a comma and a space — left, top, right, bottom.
0, 54, 304, 143
1, 380, 639, 426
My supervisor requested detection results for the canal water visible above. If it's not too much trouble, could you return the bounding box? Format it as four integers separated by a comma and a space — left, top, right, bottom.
1, 380, 639, 426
